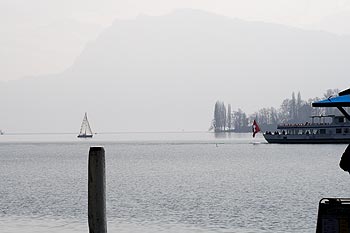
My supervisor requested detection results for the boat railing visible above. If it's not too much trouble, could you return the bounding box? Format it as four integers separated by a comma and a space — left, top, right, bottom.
277, 122, 332, 127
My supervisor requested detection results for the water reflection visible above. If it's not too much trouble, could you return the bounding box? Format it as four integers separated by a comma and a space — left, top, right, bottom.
214, 132, 228, 139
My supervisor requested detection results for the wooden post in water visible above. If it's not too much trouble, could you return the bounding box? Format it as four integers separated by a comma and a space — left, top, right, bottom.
88, 147, 107, 233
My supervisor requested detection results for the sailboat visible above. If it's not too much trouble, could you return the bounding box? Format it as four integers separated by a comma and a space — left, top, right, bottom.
77, 112, 93, 138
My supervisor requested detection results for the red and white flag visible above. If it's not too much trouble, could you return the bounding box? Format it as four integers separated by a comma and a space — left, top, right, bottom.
252, 120, 260, 138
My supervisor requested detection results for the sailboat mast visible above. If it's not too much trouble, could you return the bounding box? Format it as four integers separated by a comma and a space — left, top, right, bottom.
85, 113, 93, 134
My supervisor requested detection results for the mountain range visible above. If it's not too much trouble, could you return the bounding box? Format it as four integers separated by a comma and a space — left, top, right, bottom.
1, 9, 350, 133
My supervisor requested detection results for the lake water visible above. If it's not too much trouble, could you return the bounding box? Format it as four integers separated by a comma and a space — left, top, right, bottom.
0, 132, 349, 233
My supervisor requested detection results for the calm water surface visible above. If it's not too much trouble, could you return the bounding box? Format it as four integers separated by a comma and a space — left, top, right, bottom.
0, 132, 349, 233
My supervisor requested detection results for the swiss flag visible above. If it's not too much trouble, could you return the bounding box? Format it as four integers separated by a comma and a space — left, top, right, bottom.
252, 120, 261, 138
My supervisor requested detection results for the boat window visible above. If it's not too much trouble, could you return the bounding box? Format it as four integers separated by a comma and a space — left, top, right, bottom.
339, 117, 345, 123
320, 129, 326, 134
345, 128, 349, 134
336, 128, 342, 134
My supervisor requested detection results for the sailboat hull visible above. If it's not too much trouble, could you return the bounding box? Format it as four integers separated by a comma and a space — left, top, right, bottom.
77, 134, 93, 138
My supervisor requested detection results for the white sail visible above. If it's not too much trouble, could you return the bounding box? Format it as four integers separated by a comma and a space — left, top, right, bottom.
78, 112, 93, 137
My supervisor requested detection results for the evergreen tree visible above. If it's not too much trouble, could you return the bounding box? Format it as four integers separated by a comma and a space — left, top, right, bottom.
213, 101, 227, 131
296, 91, 302, 121
227, 104, 232, 130
213, 101, 220, 130
221, 102, 227, 131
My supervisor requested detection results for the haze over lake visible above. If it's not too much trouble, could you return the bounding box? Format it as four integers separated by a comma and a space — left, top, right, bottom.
1, 9, 350, 134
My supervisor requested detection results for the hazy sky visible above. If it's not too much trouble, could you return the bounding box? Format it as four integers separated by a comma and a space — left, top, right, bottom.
2, 0, 350, 25
1, 0, 350, 81
1, 1, 350, 132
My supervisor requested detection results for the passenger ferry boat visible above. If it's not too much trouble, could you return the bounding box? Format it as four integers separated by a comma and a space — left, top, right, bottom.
263, 115, 350, 144
262, 87, 350, 144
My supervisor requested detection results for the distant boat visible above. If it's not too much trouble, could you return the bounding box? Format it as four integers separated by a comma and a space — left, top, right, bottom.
77, 112, 93, 138
264, 88, 350, 144
263, 115, 350, 144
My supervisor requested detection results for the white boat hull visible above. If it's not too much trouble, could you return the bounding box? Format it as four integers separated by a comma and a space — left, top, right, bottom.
263, 133, 350, 144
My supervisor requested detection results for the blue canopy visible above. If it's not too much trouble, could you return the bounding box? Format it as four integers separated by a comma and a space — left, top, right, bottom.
312, 88, 350, 120
312, 94, 350, 107
312, 88, 350, 107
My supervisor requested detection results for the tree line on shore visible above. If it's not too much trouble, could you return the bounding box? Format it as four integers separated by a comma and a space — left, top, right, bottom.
210, 89, 342, 132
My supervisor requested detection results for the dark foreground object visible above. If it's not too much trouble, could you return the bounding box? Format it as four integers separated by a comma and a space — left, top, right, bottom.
316, 198, 350, 233
88, 147, 106, 233
340, 144, 350, 173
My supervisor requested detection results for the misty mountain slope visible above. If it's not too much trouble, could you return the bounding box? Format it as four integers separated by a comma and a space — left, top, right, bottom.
0, 19, 103, 81
1, 9, 350, 132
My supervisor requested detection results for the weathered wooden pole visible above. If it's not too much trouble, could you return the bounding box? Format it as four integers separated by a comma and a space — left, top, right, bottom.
88, 147, 107, 233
